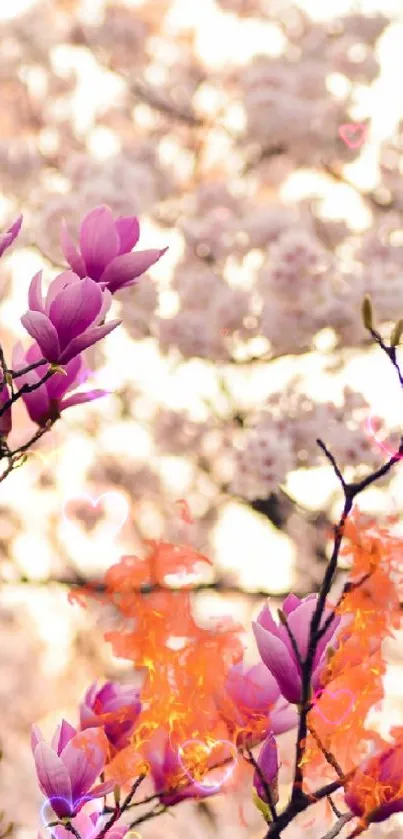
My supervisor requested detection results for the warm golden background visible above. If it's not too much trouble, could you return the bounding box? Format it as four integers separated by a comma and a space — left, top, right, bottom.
2, 0, 403, 838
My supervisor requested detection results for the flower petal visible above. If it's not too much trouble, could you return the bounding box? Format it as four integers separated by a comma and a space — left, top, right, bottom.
79, 207, 119, 281
45, 271, 82, 313
59, 390, 108, 412
61, 221, 86, 277
100, 248, 167, 293
46, 356, 82, 400
252, 622, 301, 704
28, 271, 45, 313
59, 320, 121, 365
33, 742, 72, 807
21, 311, 61, 362
115, 216, 140, 254
61, 729, 108, 804
51, 720, 77, 755
49, 278, 104, 350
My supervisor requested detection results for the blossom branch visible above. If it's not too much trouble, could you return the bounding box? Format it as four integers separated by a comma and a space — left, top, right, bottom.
93, 774, 146, 839
319, 812, 355, 839
245, 746, 278, 822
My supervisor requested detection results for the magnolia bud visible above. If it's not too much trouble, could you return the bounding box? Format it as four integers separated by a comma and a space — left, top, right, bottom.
391, 319, 403, 347
361, 295, 373, 330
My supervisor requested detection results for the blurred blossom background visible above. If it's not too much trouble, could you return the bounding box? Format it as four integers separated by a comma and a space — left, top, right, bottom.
3, 0, 403, 838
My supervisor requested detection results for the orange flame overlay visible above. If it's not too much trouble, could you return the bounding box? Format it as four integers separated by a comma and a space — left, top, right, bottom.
69, 509, 403, 814
304, 508, 402, 812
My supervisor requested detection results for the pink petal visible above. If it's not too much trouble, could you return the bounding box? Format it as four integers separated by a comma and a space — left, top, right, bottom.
49, 277, 104, 349
28, 271, 45, 313
21, 311, 61, 363
115, 216, 140, 254
89, 780, 115, 798
45, 271, 82, 313
0, 214, 22, 257
31, 724, 44, 755
252, 622, 301, 704
61, 729, 107, 803
21, 379, 51, 425
100, 248, 167, 293
282, 594, 302, 616
59, 390, 108, 412
46, 356, 82, 400
79, 207, 119, 281
256, 603, 283, 640
33, 742, 73, 803
59, 320, 121, 365
91, 287, 112, 327
270, 697, 298, 734
61, 221, 86, 277
51, 720, 77, 755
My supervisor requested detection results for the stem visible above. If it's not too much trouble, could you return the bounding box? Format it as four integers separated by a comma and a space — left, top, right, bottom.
320, 812, 355, 839
0, 368, 55, 419
11, 358, 48, 378
93, 774, 146, 839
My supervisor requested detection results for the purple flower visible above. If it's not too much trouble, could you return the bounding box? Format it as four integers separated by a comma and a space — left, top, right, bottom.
252, 594, 342, 704
344, 740, 403, 824
79, 681, 142, 751
21, 270, 121, 365
253, 733, 279, 804
0, 214, 22, 258
0, 372, 12, 437
12, 342, 107, 426
219, 659, 298, 743
143, 730, 219, 806
61, 205, 168, 293
31, 720, 114, 818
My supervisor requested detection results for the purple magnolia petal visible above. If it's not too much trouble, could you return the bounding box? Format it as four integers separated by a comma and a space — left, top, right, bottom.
61, 221, 86, 277
45, 271, 81, 314
285, 597, 319, 661
253, 622, 301, 704
91, 287, 112, 327
22, 381, 51, 426
51, 720, 77, 755
31, 724, 44, 754
115, 216, 140, 254
61, 729, 107, 803
89, 780, 115, 798
254, 734, 278, 801
256, 603, 283, 640
80, 207, 120, 281
95, 682, 117, 705
49, 278, 104, 350
59, 389, 108, 412
0, 214, 23, 257
46, 356, 82, 401
270, 698, 298, 734
100, 248, 167, 293
21, 311, 61, 363
28, 271, 45, 313
59, 320, 121, 365
33, 742, 73, 804
282, 594, 302, 616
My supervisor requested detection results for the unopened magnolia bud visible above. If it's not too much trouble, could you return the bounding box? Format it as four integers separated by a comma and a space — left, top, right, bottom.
361, 295, 373, 330
391, 319, 403, 347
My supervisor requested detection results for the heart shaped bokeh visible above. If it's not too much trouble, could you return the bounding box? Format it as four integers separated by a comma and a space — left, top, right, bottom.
338, 122, 366, 149
312, 687, 355, 725
177, 738, 238, 793
62, 491, 129, 543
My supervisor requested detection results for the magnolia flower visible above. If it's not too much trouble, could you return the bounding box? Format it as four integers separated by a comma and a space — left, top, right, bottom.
31, 720, 114, 818
253, 733, 279, 804
217, 660, 298, 744
79, 681, 142, 751
142, 729, 222, 806
0, 214, 22, 258
40, 804, 129, 839
345, 740, 403, 824
13, 342, 106, 426
61, 205, 167, 293
252, 594, 342, 704
21, 270, 120, 365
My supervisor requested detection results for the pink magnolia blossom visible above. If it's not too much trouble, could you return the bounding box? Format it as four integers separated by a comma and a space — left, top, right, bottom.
142, 730, 222, 806
31, 720, 114, 818
0, 214, 22, 257
61, 205, 167, 293
79, 681, 142, 751
344, 739, 403, 823
252, 594, 342, 704
12, 342, 106, 426
21, 270, 120, 365
217, 659, 297, 744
